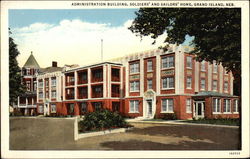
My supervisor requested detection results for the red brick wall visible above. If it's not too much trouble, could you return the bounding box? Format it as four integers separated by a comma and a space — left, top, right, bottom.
124, 97, 143, 117
144, 57, 156, 92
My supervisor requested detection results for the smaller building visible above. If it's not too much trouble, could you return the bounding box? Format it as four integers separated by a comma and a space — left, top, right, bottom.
36, 62, 63, 116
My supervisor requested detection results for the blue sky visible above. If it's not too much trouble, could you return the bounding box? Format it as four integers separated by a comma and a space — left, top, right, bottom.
9, 9, 138, 28
9, 9, 192, 67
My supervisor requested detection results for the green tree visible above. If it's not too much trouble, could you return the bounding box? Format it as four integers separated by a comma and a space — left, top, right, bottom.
129, 8, 241, 95
9, 28, 25, 105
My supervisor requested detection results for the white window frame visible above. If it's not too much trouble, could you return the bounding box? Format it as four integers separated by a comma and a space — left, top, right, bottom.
162, 76, 174, 89
224, 81, 228, 93
51, 104, 56, 113
51, 77, 57, 87
147, 60, 153, 72
212, 98, 221, 114
34, 81, 37, 91
201, 61, 206, 71
161, 99, 174, 113
233, 99, 239, 113
186, 76, 192, 89
51, 90, 57, 98
26, 68, 30, 75
212, 80, 218, 91
39, 92, 43, 99
213, 63, 218, 73
223, 99, 231, 114
147, 79, 153, 90
200, 78, 206, 90
130, 81, 139, 92
130, 63, 139, 74
38, 80, 43, 88
186, 99, 192, 113
129, 100, 139, 113
186, 56, 192, 68
162, 56, 174, 69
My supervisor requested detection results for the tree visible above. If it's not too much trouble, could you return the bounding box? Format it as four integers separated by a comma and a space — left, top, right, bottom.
129, 8, 241, 95
9, 28, 25, 105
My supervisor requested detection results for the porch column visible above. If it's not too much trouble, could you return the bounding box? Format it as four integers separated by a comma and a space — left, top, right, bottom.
18, 96, 20, 107
26, 97, 28, 106
88, 68, 91, 99
32, 98, 34, 106
74, 71, 77, 100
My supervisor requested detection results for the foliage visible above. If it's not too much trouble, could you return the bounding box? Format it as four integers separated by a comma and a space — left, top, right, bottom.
157, 113, 177, 120
129, 8, 241, 95
9, 28, 25, 104
185, 118, 240, 126
79, 109, 131, 132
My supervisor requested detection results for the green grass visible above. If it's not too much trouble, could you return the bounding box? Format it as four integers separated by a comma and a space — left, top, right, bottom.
183, 118, 240, 126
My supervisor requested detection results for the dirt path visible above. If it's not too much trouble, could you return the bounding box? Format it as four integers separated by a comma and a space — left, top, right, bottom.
10, 118, 240, 150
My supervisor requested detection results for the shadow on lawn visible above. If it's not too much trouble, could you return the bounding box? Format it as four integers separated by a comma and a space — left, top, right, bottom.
101, 139, 237, 150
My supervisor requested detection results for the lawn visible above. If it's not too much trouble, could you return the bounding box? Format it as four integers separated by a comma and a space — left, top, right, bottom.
183, 118, 240, 126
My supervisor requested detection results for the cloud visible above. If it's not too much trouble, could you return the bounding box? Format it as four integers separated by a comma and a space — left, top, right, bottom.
12, 19, 167, 68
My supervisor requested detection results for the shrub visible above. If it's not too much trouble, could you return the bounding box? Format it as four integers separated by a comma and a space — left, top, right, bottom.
161, 113, 177, 120
79, 109, 131, 132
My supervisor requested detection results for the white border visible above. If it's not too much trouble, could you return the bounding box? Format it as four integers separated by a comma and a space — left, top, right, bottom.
1, 0, 249, 158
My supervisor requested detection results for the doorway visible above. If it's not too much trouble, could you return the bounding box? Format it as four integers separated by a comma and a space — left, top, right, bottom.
194, 101, 205, 118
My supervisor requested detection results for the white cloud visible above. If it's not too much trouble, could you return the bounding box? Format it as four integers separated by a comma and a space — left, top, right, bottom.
13, 19, 167, 68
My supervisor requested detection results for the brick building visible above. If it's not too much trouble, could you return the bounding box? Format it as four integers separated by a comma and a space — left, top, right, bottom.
34, 45, 239, 119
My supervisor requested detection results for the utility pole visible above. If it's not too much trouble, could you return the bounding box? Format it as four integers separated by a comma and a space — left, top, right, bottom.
101, 39, 103, 62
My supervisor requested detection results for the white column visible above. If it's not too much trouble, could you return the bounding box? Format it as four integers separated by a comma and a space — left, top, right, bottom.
207, 64, 212, 91
156, 55, 161, 95
88, 68, 91, 99
18, 96, 20, 107
175, 51, 180, 94
219, 65, 223, 93
74, 71, 77, 99
63, 75, 65, 101
230, 74, 234, 95
32, 98, 34, 106
140, 59, 144, 96
120, 67, 123, 98
125, 62, 129, 97
195, 61, 199, 92
49, 77, 51, 100
26, 97, 28, 106
103, 65, 107, 98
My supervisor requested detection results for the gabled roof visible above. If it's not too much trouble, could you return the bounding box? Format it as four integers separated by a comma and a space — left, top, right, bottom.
23, 52, 40, 69
39, 67, 63, 74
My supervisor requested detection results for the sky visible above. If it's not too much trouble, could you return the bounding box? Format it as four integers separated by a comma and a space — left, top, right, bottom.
9, 9, 192, 68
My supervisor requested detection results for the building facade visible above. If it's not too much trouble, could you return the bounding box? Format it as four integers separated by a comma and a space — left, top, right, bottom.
32, 45, 239, 119
14, 52, 40, 115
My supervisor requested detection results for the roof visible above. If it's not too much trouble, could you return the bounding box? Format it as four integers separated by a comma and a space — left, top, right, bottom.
193, 91, 237, 98
39, 67, 63, 74
23, 52, 40, 69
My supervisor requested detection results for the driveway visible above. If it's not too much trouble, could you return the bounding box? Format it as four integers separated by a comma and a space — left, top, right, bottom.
10, 117, 240, 150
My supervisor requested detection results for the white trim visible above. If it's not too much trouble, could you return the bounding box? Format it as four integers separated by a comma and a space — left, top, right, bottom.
160, 111, 174, 113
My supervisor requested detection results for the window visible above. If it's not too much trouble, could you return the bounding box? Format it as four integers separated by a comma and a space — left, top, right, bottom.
161, 99, 174, 113
51, 77, 56, 87
186, 99, 192, 113
233, 99, 239, 113
130, 81, 139, 92
129, 100, 139, 113
26, 81, 30, 91
147, 60, 153, 71
186, 77, 192, 89
186, 56, 192, 68
45, 80, 49, 87
34, 81, 37, 91
200, 78, 206, 90
51, 104, 56, 113
39, 105, 44, 113
51, 90, 56, 98
212, 80, 217, 91
223, 99, 231, 113
213, 98, 221, 113
69, 76, 75, 82
224, 82, 228, 92
38, 80, 43, 88
147, 79, 152, 89
26, 68, 30, 75
201, 61, 206, 71
162, 76, 174, 89
81, 102, 88, 113
213, 63, 218, 73
162, 56, 174, 68
130, 63, 139, 73
39, 92, 43, 99
93, 102, 102, 111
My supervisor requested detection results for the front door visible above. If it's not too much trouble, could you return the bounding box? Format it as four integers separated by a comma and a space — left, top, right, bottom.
147, 100, 153, 117
195, 102, 205, 118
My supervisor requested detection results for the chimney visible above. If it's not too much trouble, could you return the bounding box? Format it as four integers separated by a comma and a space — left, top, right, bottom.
52, 61, 57, 67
